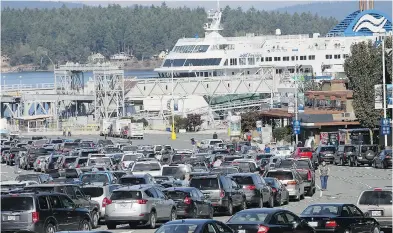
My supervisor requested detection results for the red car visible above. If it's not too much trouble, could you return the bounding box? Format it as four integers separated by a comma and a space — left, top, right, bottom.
294, 147, 313, 159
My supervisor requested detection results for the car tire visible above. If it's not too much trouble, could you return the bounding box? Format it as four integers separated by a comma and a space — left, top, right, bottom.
339, 158, 344, 166
373, 160, 378, 168
268, 196, 274, 208
382, 161, 386, 169
259, 196, 264, 208
79, 219, 91, 231
148, 211, 157, 229
240, 198, 247, 211
227, 201, 234, 216
349, 158, 354, 167
91, 210, 99, 229
170, 208, 177, 221
45, 223, 57, 233
190, 206, 198, 218
106, 222, 117, 230
208, 206, 214, 219
306, 188, 314, 197
355, 159, 359, 167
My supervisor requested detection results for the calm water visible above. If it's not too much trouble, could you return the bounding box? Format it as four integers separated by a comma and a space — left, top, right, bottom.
1, 70, 158, 85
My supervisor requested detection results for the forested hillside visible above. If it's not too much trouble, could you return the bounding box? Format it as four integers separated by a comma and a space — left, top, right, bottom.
1, 4, 338, 68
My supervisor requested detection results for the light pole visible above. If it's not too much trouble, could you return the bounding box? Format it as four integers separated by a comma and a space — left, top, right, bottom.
295, 64, 302, 146
19, 76, 22, 91
171, 61, 176, 140
2, 76, 5, 87
381, 35, 388, 147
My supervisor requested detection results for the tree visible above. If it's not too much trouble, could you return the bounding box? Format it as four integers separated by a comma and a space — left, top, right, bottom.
174, 115, 188, 130
186, 114, 204, 132
240, 112, 261, 131
273, 127, 291, 142
344, 40, 384, 128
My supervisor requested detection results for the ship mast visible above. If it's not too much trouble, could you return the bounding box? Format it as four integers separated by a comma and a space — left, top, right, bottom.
359, 0, 374, 11
204, 0, 223, 37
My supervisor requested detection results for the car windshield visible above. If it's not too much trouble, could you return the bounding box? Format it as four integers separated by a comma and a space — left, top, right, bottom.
133, 163, 161, 171
320, 147, 336, 152
15, 175, 40, 183
165, 190, 188, 200
344, 146, 356, 152
266, 171, 294, 180
155, 224, 198, 233
1, 196, 34, 211
162, 167, 186, 179
64, 143, 79, 149
111, 191, 142, 200
51, 140, 63, 144
81, 174, 109, 183
189, 178, 219, 190
358, 191, 392, 205
231, 176, 254, 185
301, 205, 339, 215
81, 187, 104, 198
79, 143, 91, 148
256, 154, 273, 160
277, 160, 294, 168
119, 177, 146, 185
99, 140, 113, 146
1, 183, 26, 189
64, 157, 77, 163
228, 212, 268, 223
299, 148, 312, 152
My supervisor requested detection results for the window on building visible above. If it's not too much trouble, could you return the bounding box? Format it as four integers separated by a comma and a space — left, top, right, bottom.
325, 54, 332, 59
256, 57, 261, 63
334, 54, 341, 59
239, 58, 247, 66
308, 55, 315, 60
224, 59, 228, 66
230, 58, 237, 66
283, 56, 290, 61
248, 57, 255, 65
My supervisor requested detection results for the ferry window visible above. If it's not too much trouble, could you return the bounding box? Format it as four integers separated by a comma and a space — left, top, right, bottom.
296, 56, 298, 60
334, 54, 341, 59
274, 57, 281, 61
265, 57, 272, 62
343, 54, 349, 58
248, 57, 255, 65
325, 55, 332, 59
256, 57, 261, 63
260, 57, 264, 62
283, 57, 290, 61
291, 56, 295, 61
224, 59, 228, 66
300, 56, 307, 60
230, 58, 237, 66
193, 45, 210, 53
239, 58, 247, 66
308, 55, 315, 60
289, 68, 295, 73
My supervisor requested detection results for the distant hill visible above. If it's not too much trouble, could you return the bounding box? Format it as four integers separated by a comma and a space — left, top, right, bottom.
275, 1, 392, 20
1, 1, 85, 10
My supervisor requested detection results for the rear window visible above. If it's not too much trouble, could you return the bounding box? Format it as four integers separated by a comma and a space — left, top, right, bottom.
81, 187, 104, 198
119, 177, 146, 185
123, 154, 139, 161
228, 212, 268, 223
133, 163, 161, 171
111, 191, 142, 200
344, 146, 356, 152
358, 191, 392, 205
123, 146, 138, 151
320, 147, 336, 153
1, 196, 34, 211
165, 190, 188, 200
162, 167, 186, 179
266, 171, 293, 180
189, 178, 219, 190
277, 160, 294, 168
256, 154, 273, 160
299, 148, 312, 152
64, 143, 79, 149
81, 174, 109, 183
211, 167, 238, 174
25, 187, 56, 193
361, 146, 378, 153
89, 158, 111, 166
301, 205, 339, 215
231, 176, 254, 185
294, 160, 311, 169
77, 158, 88, 164
51, 140, 63, 144
64, 157, 77, 163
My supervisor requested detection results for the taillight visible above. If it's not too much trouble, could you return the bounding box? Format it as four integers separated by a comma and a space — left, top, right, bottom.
257, 225, 269, 233
137, 199, 148, 204
386, 156, 391, 159
32, 212, 39, 223
343, 152, 346, 159
325, 221, 337, 228
271, 187, 277, 192
220, 190, 225, 198
184, 197, 192, 205
307, 171, 312, 181
287, 181, 297, 185
102, 197, 112, 207
245, 185, 256, 190
76, 164, 80, 168
37, 160, 40, 164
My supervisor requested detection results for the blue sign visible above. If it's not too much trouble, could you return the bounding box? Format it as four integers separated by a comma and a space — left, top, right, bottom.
293, 120, 301, 135
381, 118, 391, 135
257, 127, 262, 132
174, 104, 178, 111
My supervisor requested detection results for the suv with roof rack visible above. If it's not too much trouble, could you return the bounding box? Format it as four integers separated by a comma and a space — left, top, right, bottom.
357, 186, 392, 231
1, 192, 91, 233
104, 184, 177, 229
189, 174, 246, 216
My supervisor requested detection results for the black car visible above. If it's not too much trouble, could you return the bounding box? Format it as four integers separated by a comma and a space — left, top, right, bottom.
155, 219, 234, 233
164, 187, 213, 219
372, 149, 392, 169
228, 173, 273, 208
300, 203, 380, 233
1, 192, 91, 233
226, 208, 314, 233
189, 174, 246, 215
263, 177, 290, 206
118, 174, 155, 185
333, 145, 356, 166
314, 146, 336, 164
23, 184, 101, 229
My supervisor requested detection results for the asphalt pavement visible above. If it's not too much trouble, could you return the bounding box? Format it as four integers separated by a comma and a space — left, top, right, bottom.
1, 133, 392, 233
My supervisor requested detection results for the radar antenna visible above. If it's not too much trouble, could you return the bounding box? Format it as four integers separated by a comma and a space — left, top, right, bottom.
204, 0, 223, 36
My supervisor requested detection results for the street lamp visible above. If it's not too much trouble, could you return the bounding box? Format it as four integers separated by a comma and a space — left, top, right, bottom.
19, 76, 22, 91
295, 64, 303, 145
380, 33, 388, 147
171, 60, 177, 140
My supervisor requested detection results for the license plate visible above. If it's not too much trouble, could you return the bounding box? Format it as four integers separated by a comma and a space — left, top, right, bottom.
238, 230, 245, 233
7, 216, 16, 221
308, 222, 318, 227
117, 203, 131, 208
371, 211, 382, 216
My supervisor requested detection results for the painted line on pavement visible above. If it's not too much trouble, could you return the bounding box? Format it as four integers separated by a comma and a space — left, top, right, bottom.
316, 184, 323, 197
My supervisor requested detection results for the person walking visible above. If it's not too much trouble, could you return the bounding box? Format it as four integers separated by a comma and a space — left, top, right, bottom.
319, 161, 330, 191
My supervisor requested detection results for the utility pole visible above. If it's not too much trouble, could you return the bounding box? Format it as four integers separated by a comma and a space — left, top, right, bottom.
382, 35, 388, 147
171, 61, 176, 140
295, 65, 300, 145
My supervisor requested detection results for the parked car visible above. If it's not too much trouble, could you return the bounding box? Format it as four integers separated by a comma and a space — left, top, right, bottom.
227, 208, 314, 233
104, 184, 177, 229
155, 219, 234, 233
349, 144, 379, 167
263, 169, 305, 201
372, 149, 392, 169
333, 145, 356, 166
314, 145, 336, 164
300, 203, 380, 233
263, 177, 290, 206
118, 174, 156, 185
357, 187, 392, 231
163, 187, 213, 219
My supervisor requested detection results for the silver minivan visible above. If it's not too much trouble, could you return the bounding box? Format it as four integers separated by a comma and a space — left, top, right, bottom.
263, 169, 305, 201
80, 184, 122, 222
104, 184, 176, 229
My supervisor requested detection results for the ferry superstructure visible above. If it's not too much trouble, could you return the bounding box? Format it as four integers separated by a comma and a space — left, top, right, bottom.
155, 7, 392, 81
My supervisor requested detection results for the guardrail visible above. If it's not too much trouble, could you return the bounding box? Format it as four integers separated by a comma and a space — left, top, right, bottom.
1, 83, 55, 91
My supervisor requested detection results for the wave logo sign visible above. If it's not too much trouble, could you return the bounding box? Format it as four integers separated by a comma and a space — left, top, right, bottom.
353, 14, 387, 33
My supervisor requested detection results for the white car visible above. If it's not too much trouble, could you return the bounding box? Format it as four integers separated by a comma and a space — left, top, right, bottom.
275, 146, 292, 158
131, 161, 162, 176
